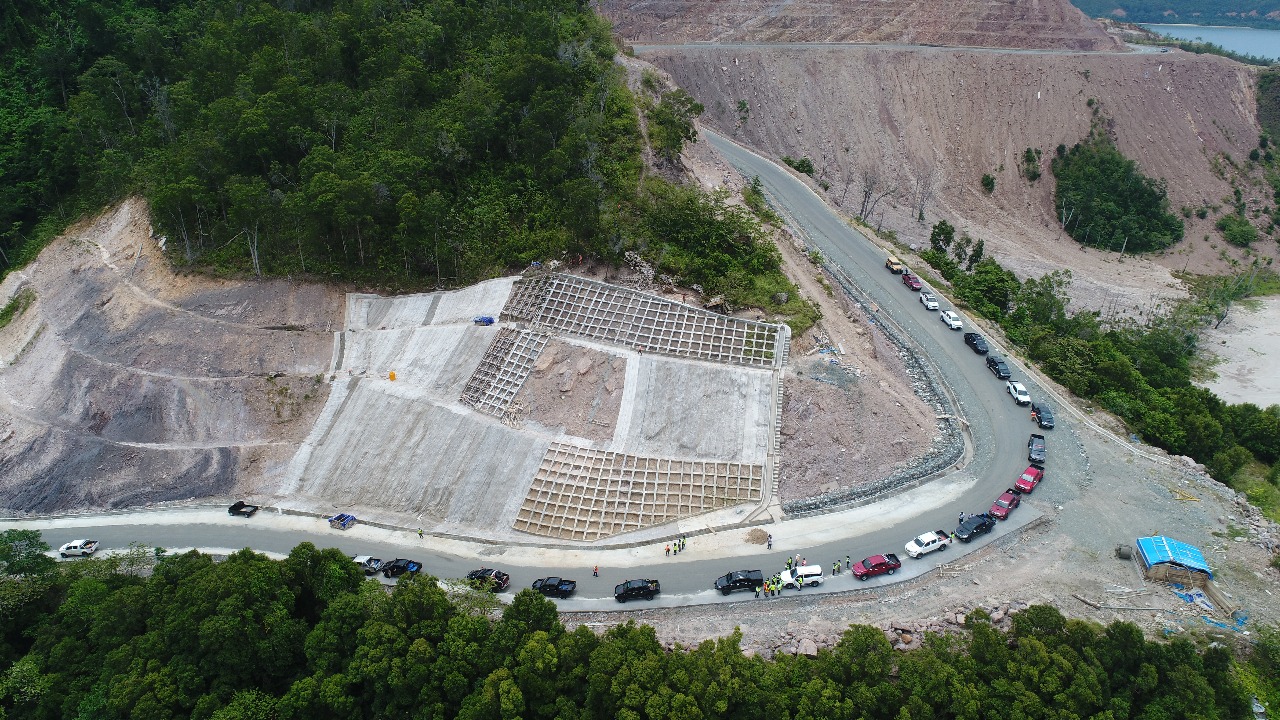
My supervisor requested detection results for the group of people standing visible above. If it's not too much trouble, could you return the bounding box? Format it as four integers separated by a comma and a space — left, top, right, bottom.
663, 535, 688, 556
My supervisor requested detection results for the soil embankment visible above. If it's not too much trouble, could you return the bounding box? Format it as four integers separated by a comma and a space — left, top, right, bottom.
641, 46, 1271, 312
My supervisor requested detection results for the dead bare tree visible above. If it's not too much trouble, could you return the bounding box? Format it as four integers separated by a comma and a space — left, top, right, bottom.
909, 163, 939, 223
857, 165, 897, 221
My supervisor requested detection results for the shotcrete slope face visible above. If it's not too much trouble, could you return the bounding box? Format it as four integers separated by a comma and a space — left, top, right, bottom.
598, 0, 1121, 50
281, 276, 782, 542
0, 200, 339, 513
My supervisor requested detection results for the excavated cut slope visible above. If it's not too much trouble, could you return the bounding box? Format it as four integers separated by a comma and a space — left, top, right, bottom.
643, 47, 1266, 311
0, 200, 339, 513
597, 0, 1122, 50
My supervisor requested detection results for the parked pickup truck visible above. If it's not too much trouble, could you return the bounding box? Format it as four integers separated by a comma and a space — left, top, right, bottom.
228, 500, 259, 517
532, 577, 577, 599
382, 558, 422, 579
1014, 464, 1045, 493
851, 554, 901, 580
58, 539, 99, 558
615, 578, 661, 602
714, 569, 763, 595
904, 531, 952, 559
1028, 433, 1046, 463
351, 555, 384, 575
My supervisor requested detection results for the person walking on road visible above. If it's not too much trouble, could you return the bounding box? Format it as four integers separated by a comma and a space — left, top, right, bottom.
593, 565, 599, 577
833, 560, 840, 576
665, 544, 670, 556
417, 528, 424, 539
845, 555, 851, 570
755, 585, 761, 599
767, 534, 773, 550
785, 556, 793, 571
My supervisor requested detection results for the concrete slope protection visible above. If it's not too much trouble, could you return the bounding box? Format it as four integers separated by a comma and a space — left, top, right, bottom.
276, 274, 788, 543
5, 143, 1084, 608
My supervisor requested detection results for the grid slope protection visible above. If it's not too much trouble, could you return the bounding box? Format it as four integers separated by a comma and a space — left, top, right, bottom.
503, 274, 784, 368
514, 443, 765, 541
459, 327, 550, 416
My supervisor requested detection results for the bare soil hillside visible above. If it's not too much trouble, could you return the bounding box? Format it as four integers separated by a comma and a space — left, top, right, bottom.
0, 200, 340, 513
598, 0, 1121, 50
641, 46, 1275, 312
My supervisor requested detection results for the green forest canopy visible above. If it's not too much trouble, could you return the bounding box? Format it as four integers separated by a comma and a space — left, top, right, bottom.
0, 533, 1270, 720
1071, 0, 1280, 29
0, 0, 801, 320
1051, 136, 1185, 253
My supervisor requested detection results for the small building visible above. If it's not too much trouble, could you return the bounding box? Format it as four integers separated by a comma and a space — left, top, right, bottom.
1135, 535, 1236, 615
1135, 535, 1212, 581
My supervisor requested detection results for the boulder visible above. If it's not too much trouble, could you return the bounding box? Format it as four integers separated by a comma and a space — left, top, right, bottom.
798, 638, 819, 657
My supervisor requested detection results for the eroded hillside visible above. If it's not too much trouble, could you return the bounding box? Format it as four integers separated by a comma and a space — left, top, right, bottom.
597, 0, 1121, 49
641, 46, 1273, 310
0, 201, 340, 513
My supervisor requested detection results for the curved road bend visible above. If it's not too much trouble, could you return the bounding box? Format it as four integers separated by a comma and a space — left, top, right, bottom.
12, 134, 1085, 609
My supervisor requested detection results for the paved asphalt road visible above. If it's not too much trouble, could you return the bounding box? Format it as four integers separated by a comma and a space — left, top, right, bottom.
26, 133, 1083, 609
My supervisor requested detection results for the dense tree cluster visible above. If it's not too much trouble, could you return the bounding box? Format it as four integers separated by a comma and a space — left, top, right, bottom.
2, 0, 645, 284
0, 0, 806, 324
0, 532, 1263, 720
919, 225, 1280, 486
1051, 137, 1184, 253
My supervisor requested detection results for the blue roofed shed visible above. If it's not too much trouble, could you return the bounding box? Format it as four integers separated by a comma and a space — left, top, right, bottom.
1136, 536, 1212, 579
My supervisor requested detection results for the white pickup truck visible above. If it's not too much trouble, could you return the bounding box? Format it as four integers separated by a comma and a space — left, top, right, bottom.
58, 539, 99, 558
904, 530, 952, 559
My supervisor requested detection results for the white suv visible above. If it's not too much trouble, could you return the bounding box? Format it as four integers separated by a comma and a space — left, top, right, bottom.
1007, 381, 1031, 405
919, 292, 939, 310
940, 310, 963, 330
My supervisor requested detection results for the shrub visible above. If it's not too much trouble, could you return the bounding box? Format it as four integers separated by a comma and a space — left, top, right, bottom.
782, 156, 815, 176
981, 174, 996, 194
1216, 214, 1258, 247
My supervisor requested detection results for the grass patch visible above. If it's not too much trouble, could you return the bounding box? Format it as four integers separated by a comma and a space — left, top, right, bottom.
1227, 460, 1280, 523
730, 269, 821, 337
0, 288, 36, 330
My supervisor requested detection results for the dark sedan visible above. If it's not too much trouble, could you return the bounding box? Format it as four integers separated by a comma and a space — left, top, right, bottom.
955, 513, 996, 542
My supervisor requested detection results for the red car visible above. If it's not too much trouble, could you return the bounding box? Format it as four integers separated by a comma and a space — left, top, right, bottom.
1014, 464, 1045, 493
989, 488, 1021, 520
902, 273, 922, 291
851, 553, 901, 580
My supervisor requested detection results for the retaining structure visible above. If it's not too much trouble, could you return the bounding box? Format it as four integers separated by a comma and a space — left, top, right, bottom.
514, 442, 765, 541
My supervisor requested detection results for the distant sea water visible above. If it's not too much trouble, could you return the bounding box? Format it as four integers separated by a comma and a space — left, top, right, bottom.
1140, 23, 1280, 60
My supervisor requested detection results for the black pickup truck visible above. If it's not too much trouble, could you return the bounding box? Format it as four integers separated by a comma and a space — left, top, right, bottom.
714, 569, 763, 595
1028, 433, 1047, 463
532, 577, 577, 599
228, 500, 259, 517
615, 579, 661, 602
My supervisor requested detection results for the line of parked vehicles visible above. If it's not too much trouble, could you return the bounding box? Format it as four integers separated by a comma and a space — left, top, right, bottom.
347, 554, 663, 603
705, 258, 1066, 598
